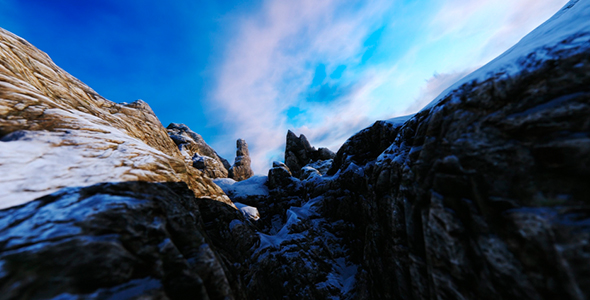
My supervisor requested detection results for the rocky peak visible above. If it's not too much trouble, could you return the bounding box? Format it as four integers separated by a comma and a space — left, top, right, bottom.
167, 123, 231, 179
229, 138, 254, 181
0, 27, 231, 208
285, 130, 335, 178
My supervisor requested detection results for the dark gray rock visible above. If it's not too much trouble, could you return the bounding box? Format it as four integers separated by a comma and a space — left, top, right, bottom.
314, 51, 590, 299
0, 181, 259, 300
285, 130, 335, 178
285, 130, 313, 177
236, 3, 590, 298
327, 120, 402, 175
317, 147, 336, 160
267, 162, 295, 190
229, 139, 254, 181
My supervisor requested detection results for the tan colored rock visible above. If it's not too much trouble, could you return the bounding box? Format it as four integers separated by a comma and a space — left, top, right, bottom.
167, 123, 231, 179
229, 139, 254, 181
0, 27, 232, 209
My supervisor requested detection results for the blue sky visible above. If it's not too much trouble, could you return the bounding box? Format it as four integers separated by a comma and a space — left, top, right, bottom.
0, 0, 568, 173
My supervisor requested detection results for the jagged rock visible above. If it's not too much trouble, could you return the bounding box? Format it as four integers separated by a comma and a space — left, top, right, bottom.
167, 123, 231, 179
0, 181, 259, 300
327, 120, 403, 175
285, 130, 315, 177
0, 28, 231, 208
223, 2, 590, 299
229, 139, 253, 181
285, 130, 335, 178
315, 2, 590, 299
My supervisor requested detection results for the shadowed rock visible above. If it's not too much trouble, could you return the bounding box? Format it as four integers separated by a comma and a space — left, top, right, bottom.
285, 130, 335, 178
0, 181, 259, 300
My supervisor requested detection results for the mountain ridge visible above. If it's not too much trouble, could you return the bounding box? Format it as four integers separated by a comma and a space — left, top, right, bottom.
1, 0, 589, 299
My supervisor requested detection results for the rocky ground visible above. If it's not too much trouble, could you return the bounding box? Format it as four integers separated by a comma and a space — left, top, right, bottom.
1, 0, 590, 299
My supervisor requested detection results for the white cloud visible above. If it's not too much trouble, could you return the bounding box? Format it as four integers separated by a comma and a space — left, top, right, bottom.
208, 0, 569, 174
210, 0, 391, 173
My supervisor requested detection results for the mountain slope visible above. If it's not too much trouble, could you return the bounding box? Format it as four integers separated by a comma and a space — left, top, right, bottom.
0, 28, 231, 208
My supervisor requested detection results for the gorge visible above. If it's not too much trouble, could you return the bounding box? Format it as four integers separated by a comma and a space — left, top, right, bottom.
1, 1, 590, 299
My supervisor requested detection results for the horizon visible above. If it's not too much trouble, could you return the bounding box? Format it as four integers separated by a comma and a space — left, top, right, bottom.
0, 0, 569, 173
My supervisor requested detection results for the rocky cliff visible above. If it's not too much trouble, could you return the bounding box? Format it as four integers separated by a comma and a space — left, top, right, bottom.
167, 122, 232, 179
217, 1, 590, 298
1, 0, 590, 299
0, 27, 231, 208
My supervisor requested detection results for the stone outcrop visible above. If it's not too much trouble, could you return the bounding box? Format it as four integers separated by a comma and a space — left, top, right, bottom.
285, 130, 335, 178
327, 120, 403, 175
229, 139, 253, 181
0, 27, 231, 208
167, 123, 231, 179
0, 181, 258, 300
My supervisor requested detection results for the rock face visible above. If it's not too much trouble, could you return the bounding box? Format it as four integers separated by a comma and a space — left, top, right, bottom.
318, 50, 590, 298
0, 27, 231, 208
167, 123, 231, 179
229, 139, 254, 181
285, 130, 335, 178
0, 181, 259, 300
219, 1, 590, 299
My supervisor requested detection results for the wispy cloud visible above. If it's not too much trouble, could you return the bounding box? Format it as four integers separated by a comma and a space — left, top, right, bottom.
209, 0, 569, 174
210, 0, 391, 172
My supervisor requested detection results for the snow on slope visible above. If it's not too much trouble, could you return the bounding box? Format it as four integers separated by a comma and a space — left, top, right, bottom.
423, 0, 590, 111
0, 28, 231, 209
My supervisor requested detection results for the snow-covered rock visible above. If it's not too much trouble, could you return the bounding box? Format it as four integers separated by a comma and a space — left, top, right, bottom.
0, 181, 257, 299
214, 175, 269, 199
423, 0, 590, 112
234, 202, 261, 221
0, 27, 231, 209
166, 122, 231, 179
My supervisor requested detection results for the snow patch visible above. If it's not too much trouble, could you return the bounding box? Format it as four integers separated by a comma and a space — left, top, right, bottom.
423, 0, 590, 112
385, 114, 414, 127
213, 175, 269, 198
234, 202, 260, 221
